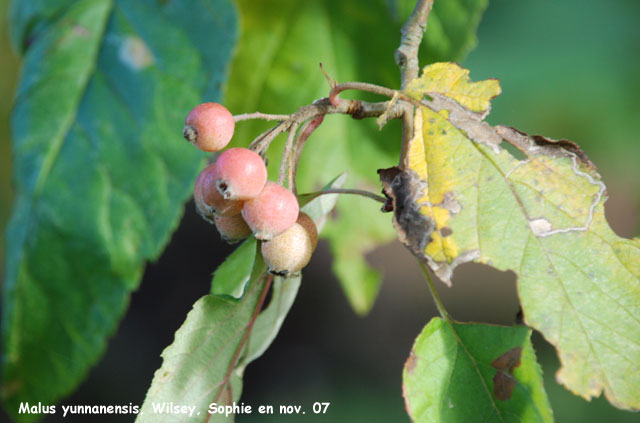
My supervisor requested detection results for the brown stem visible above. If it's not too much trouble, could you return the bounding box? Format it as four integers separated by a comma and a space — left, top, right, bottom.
210, 274, 274, 410
234, 112, 291, 122
395, 0, 433, 169
278, 122, 300, 187
396, 0, 434, 89
400, 104, 414, 167
299, 188, 387, 204
419, 261, 450, 322
319, 62, 337, 88
292, 115, 325, 193
249, 122, 288, 155
329, 82, 397, 107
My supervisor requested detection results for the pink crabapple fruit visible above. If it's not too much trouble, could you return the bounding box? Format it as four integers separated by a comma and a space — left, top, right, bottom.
241, 181, 299, 240
212, 148, 268, 200
183, 102, 235, 152
194, 163, 244, 220
261, 212, 318, 276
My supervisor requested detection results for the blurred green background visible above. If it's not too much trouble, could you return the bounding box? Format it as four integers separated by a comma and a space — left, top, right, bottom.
1, 0, 638, 422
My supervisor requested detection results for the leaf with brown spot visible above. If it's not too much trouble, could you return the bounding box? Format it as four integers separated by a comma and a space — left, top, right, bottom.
493, 372, 518, 401
492, 347, 523, 373
403, 318, 551, 422
393, 62, 640, 410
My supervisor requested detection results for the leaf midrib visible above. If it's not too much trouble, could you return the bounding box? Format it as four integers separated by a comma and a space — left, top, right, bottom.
446, 319, 503, 421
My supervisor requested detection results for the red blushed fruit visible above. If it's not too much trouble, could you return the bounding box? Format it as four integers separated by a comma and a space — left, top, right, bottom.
214, 214, 252, 244
183, 102, 235, 152
212, 148, 268, 200
241, 181, 299, 240
194, 163, 244, 221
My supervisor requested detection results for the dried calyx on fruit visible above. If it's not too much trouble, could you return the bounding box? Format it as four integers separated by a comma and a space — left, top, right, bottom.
242, 181, 300, 240
183, 102, 235, 152
213, 148, 268, 200
261, 212, 318, 276
194, 163, 244, 221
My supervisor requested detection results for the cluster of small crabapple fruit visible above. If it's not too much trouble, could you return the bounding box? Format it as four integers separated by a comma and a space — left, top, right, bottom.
183, 102, 318, 276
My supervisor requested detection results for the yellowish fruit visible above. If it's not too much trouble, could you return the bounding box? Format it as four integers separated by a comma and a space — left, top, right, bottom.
214, 214, 252, 244
261, 212, 318, 276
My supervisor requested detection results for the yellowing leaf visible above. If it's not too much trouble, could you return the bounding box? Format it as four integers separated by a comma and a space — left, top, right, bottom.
383, 63, 640, 411
406, 62, 501, 113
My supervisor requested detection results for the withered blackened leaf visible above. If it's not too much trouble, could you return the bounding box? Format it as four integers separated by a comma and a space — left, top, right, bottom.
378, 167, 435, 257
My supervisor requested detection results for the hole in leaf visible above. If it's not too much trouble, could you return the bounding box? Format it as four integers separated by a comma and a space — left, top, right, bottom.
601, 170, 639, 238
445, 262, 520, 325
501, 141, 527, 161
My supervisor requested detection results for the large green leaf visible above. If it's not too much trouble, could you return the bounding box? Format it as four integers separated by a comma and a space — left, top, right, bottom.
1, 0, 237, 417
211, 237, 258, 299
403, 318, 553, 423
226, 0, 489, 315
137, 254, 269, 423
238, 274, 301, 373
385, 62, 640, 410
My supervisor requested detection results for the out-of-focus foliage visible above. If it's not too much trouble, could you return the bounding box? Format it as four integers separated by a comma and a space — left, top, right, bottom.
0, 0, 18, 274
465, 0, 640, 178
1, 0, 237, 419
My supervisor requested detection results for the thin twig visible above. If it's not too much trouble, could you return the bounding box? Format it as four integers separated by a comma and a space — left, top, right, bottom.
278, 122, 300, 186
419, 261, 450, 322
292, 115, 325, 193
250, 122, 289, 155
319, 62, 337, 88
234, 112, 291, 122
400, 105, 414, 167
396, 0, 434, 89
395, 0, 434, 168
246, 98, 405, 158
299, 188, 387, 204
329, 82, 397, 107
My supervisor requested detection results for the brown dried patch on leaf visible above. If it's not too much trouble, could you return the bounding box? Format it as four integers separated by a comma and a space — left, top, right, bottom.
496, 125, 596, 170
493, 371, 517, 401
492, 347, 523, 373
491, 346, 522, 401
405, 350, 417, 375
378, 167, 435, 258
378, 166, 401, 213
423, 93, 503, 153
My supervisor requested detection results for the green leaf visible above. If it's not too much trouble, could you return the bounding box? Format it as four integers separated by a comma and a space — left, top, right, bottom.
7, 0, 70, 52
390, 62, 640, 410
1, 0, 237, 417
211, 237, 258, 299
403, 318, 553, 423
239, 274, 301, 371
137, 254, 269, 423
